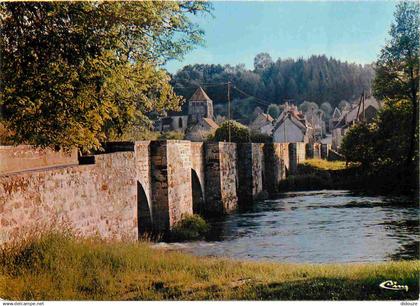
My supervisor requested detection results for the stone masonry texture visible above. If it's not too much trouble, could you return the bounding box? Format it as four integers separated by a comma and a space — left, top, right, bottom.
1, 141, 318, 245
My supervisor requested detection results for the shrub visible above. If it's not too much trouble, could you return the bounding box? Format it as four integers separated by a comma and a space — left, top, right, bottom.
212, 120, 250, 143
0, 123, 14, 145
159, 131, 185, 140
341, 123, 377, 168
250, 131, 272, 143
170, 215, 209, 242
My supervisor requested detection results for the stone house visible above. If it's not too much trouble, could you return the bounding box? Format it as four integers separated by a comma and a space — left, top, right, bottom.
305, 107, 325, 142
329, 107, 342, 132
249, 113, 274, 135
185, 117, 219, 141
331, 96, 382, 149
272, 104, 312, 143
157, 115, 188, 132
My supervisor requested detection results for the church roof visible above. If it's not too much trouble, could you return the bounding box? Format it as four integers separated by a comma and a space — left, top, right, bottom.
189, 87, 212, 102
201, 117, 219, 129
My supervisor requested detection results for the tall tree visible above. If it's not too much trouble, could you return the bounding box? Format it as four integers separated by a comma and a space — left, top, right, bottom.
0, 2, 211, 151
172, 56, 374, 111
320, 102, 333, 119
253, 53, 273, 72
299, 101, 318, 113
373, 1, 419, 171
267, 104, 280, 119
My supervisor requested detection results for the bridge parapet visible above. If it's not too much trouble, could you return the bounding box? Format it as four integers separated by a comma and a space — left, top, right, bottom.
0, 140, 325, 245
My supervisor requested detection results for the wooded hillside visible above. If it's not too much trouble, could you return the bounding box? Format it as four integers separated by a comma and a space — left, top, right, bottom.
170, 54, 374, 120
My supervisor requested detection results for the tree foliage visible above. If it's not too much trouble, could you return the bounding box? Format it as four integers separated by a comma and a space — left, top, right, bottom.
0, 2, 211, 151
171, 54, 374, 121
299, 101, 318, 113
342, 100, 412, 169
211, 120, 250, 143
373, 1, 419, 169
338, 100, 350, 111
320, 102, 333, 119
341, 2, 419, 194
267, 104, 280, 119
341, 123, 377, 168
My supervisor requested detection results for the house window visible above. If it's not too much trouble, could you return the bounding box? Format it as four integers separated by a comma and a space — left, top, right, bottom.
179, 118, 183, 128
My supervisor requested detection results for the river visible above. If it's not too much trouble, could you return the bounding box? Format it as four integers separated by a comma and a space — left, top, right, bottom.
157, 190, 419, 263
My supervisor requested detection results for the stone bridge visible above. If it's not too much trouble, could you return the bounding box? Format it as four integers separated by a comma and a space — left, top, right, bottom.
0, 141, 331, 244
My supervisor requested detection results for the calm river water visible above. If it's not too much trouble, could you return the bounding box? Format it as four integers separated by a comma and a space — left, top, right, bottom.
157, 190, 419, 263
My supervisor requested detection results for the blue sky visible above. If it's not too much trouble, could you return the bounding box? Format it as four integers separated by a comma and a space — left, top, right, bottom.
165, 1, 396, 73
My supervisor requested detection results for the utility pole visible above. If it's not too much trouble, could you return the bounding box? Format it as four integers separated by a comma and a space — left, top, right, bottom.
362, 91, 366, 122
227, 81, 231, 142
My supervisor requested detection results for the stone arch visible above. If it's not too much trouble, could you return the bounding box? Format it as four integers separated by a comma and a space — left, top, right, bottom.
137, 181, 152, 235
191, 169, 205, 215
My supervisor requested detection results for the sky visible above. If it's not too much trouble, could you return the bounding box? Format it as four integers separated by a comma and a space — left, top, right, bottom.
164, 1, 397, 73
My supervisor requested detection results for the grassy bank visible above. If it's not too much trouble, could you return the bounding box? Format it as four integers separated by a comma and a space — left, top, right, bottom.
0, 233, 418, 300
279, 159, 358, 192
279, 159, 416, 196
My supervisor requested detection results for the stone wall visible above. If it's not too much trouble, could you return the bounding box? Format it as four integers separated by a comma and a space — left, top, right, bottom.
314, 143, 322, 159
204, 142, 238, 215
0, 152, 137, 245
166, 141, 193, 228
288, 142, 307, 174
0, 140, 328, 245
134, 141, 153, 233
264, 143, 289, 193
150, 141, 193, 232
251, 144, 265, 199
237, 143, 266, 204
305, 143, 314, 159
190, 142, 205, 197
190, 142, 206, 214
0, 145, 78, 174
321, 144, 331, 160
296, 142, 306, 164
305, 143, 322, 159
236, 143, 253, 204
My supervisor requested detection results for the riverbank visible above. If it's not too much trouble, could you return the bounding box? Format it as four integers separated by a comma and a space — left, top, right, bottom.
1, 232, 418, 300
279, 159, 417, 196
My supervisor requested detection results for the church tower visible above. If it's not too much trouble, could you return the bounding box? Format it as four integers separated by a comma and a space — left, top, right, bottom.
188, 87, 214, 123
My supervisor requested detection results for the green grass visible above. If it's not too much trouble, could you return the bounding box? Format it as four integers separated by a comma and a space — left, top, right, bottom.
279, 159, 368, 192
0, 232, 418, 300
301, 159, 349, 171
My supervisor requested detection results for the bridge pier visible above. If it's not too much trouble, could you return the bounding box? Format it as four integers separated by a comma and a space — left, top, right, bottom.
288, 143, 306, 174
264, 143, 289, 194
150, 140, 193, 232
237, 143, 267, 205
204, 142, 238, 215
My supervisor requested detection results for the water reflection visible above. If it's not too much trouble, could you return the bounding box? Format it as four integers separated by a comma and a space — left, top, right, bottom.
161, 190, 419, 263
